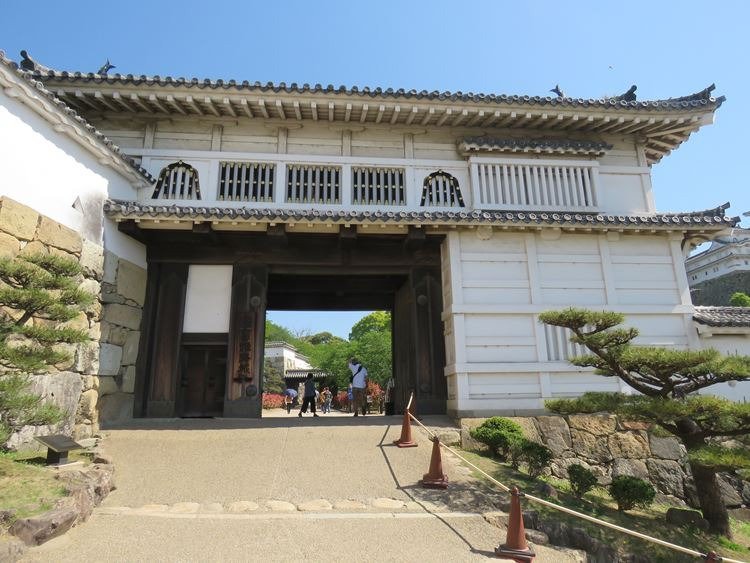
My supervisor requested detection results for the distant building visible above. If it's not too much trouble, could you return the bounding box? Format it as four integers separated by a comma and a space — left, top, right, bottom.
687, 228, 750, 305
263, 341, 326, 389
693, 307, 750, 402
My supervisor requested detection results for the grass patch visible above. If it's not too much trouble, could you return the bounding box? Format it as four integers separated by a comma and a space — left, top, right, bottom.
0, 448, 75, 527
458, 449, 750, 562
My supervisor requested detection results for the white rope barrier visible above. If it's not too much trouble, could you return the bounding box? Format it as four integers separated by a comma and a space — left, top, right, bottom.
405, 410, 744, 563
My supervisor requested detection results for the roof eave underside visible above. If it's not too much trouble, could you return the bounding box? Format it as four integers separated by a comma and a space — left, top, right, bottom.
36, 75, 723, 166
104, 200, 738, 233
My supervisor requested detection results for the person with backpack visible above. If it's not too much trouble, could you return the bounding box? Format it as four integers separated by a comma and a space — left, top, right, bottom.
348, 357, 368, 417
298, 373, 319, 418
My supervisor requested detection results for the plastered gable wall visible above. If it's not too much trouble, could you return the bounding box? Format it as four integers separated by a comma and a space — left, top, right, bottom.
0, 89, 145, 268
442, 229, 693, 416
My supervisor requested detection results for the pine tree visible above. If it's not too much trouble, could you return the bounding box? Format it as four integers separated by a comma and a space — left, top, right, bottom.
539, 308, 750, 537
0, 253, 92, 446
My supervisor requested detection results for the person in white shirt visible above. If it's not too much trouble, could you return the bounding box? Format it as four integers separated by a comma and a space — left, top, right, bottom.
348, 357, 368, 417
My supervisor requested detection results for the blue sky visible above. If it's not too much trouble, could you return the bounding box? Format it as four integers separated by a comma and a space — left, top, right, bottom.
2, 1, 748, 338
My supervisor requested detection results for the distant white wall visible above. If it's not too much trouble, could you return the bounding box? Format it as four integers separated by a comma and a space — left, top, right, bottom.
182, 265, 233, 333
0, 89, 145, 267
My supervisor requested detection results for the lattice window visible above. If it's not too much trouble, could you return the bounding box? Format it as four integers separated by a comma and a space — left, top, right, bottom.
420, 170, 465, 207
544, 324, 588, 362
218, 162, 275, 202
152, 161, 201, 200
474, 162, 597, 209
286, 165, 341, 204
352, 167, 405, 205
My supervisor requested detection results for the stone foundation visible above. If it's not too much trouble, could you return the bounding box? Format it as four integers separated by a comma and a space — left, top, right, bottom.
0, 197, 143, 447
461, 414, 750, 508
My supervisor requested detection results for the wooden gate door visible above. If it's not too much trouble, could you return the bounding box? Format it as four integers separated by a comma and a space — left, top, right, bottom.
180, 345, 227, 417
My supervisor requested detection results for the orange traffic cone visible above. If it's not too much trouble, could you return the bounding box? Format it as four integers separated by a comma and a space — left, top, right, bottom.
704, 552, 721, 562
495, 487, 535, 562
420, 436, 448, 489
393, 409, 417, 448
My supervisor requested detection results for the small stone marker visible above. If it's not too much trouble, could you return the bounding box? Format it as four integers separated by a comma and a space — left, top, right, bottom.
33, 435, 83, 466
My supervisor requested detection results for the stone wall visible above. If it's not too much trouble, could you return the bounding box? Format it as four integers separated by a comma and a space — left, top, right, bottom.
691, 271, 750, 305
461, 414, 750, 508
0, 197, 143, 447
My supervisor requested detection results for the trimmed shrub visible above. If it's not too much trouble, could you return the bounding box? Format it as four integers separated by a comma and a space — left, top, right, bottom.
470, 417, 524, 460
609, 475, 655, 511
568, 464, 597, 498
507, 435, 527, 470
518, 440, 553, 478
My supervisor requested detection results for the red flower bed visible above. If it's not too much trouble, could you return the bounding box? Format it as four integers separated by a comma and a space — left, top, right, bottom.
262, 393, 286, 409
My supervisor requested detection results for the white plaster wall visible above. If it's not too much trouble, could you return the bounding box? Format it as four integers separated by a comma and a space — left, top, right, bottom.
182, 265, 233, 333
0, 90, 146, 267
443, 229, 693, 415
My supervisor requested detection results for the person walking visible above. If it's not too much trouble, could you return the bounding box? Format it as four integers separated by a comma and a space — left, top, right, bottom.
348, 357, 368, 417
321, 387, 332, 414
298, 373, 319, 418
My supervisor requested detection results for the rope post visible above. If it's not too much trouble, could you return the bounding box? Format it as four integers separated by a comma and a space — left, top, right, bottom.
495, 487, 535, 562
393, 393, 417, 448
420, 435, 448, 489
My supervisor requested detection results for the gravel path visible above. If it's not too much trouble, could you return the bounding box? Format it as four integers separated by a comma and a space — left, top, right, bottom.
21, 413, 584, 562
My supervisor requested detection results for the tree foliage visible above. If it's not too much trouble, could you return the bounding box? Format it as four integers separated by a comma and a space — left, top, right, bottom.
729, 292, 750, 307
540, 307, 750, 536
349, 311, 391, 341
0, 254, 92, 446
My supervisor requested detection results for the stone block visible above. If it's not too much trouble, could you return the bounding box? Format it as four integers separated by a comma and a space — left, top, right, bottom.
9, 505, 78, 545
117, 259, 146, 306
103, 304, 142, 331
570, 430, 613, 463
98, 376, 118, 397
649, 435, 683, 460
717, 473, 745, 507
298, 499, 332, 511
436, 430, 460, 446
665, 507, 709, 530
0, 232, 19, 257
611, 458, 649, 480
79, 278, 101, 304
510, 416, 542, 443
98, 393, 133, 426
568, 414, 617, 435
121, 366, 136, 394
19, 240, 48, 256
646, 459, 684, 497
608, 431, 650, 459
122, 331, 141, 365
103, 250, 118, 284
36, 216, 82, 255
74, 341, 99, 374
534, 416, 572, 455
99, 343, 123, 376
79, 240, 104, 281
107, 326, 130, 346
77, 389, 98, 422
0, 197, 38, 241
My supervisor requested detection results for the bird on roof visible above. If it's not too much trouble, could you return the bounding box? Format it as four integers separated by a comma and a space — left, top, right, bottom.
550, 84, 565, 98
616, 85, 637, 102
19, 50, 51, 73
97, 59, 115, 75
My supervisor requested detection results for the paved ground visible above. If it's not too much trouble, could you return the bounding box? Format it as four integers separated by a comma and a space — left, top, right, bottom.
21, 410, 584, 562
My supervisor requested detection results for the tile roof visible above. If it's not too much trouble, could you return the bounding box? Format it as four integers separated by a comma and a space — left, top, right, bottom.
104, 199, 739, 230
31, 69, 725, 111
458, 137, 613, 156
693, 306, 750, 327
0, 51, 154, 184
